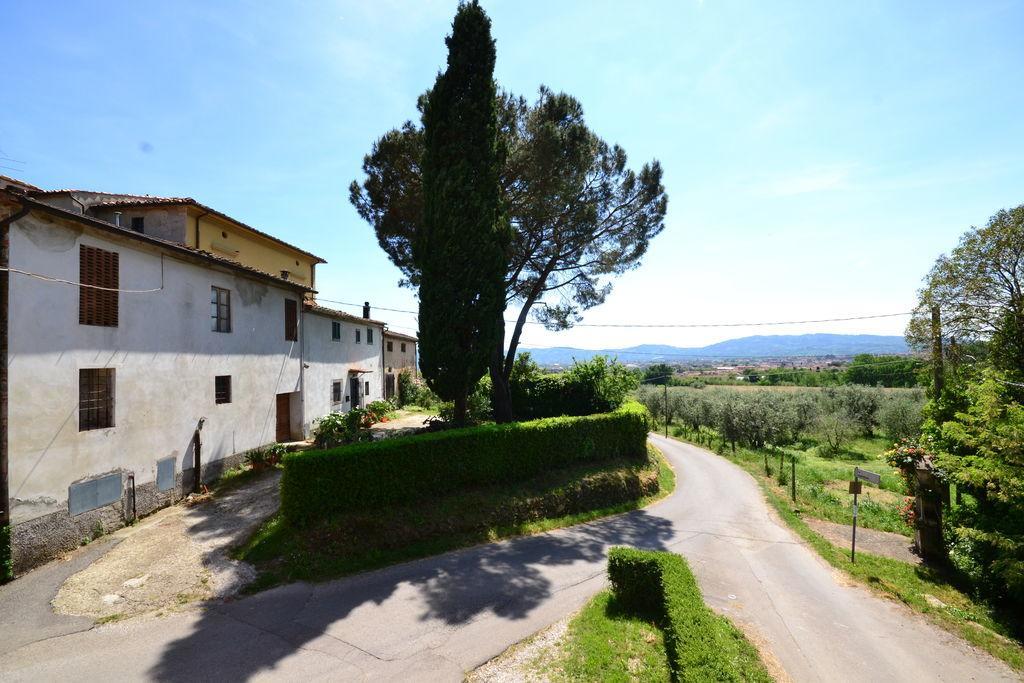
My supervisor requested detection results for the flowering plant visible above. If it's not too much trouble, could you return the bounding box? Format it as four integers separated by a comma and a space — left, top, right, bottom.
898, 496, 917, 529
884, 438, 928, 494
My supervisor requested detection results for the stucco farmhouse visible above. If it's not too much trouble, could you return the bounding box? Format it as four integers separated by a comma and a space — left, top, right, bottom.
0, 175, 414, 573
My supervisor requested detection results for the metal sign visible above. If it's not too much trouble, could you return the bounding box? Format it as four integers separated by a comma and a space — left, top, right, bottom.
848, 480, 862, 495
854, 467, 881, 486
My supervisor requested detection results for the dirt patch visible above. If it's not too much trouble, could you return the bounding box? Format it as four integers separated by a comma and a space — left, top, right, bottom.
824, 481, 902, 506
805, 517, 920, 565
53, 469, 281, 621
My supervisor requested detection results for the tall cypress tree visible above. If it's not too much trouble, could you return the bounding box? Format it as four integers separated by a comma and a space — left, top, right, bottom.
416, 1, 509, 425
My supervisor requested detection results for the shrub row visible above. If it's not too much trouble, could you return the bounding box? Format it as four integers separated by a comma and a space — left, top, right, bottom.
608, 547, 771, 682
1, 524, 11, 583
281, 401, 650, 526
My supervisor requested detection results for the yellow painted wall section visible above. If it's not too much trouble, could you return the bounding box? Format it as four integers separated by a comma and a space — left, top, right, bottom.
187, 208, 317, 285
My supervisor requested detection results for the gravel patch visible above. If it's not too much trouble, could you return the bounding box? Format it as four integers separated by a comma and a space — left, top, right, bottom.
467, 615, 571, 683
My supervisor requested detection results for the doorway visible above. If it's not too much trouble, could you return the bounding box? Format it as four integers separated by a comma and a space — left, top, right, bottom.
349, 377, 361, 409
275, 393, 291, 441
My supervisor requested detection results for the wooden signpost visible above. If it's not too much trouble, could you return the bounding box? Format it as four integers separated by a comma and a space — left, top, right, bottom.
849, 467, 881, 563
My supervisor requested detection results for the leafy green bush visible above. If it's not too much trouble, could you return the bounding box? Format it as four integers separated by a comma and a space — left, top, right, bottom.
311, 410, 376, 449
607, 547, 771, 682
365, 400, 396, 422
281, 401, 650, 525
510, 354, 639, 419
245, 443, 287, 469
435, 376, 493, 426
397, 369, 439, 408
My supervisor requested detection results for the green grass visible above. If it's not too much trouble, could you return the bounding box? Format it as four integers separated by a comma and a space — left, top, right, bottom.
670, 430, 1024, 672
236, 444, 675, 592
545, 590, 672, 682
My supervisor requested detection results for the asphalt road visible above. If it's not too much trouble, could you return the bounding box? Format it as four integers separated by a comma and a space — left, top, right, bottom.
0, 435, 1017, 681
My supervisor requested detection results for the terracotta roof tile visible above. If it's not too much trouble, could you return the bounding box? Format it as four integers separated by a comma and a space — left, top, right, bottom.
85, 196, 325, 263
2, 190, 314, 293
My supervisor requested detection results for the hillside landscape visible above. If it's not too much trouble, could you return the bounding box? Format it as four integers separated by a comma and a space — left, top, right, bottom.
524, 333, 911, 366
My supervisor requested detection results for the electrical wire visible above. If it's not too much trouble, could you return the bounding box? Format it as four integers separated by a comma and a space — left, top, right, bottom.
314, 297, 914, 329
0, 258, 165, 293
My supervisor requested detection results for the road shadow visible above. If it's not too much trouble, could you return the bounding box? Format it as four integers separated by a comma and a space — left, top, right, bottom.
148, 506, 674, 681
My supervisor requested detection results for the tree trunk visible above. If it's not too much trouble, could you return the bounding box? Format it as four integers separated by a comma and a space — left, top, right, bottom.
453, 392, 468, 427
490, 314, 513, 423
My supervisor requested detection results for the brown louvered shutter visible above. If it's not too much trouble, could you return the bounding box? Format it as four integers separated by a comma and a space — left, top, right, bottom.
79, 245, 119, 327
284, 299, 298, 341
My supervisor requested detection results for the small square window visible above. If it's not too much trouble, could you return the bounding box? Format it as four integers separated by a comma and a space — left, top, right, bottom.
386, 341, 393, 353
215, 375, 232, 404
401, 342, 406, 353
332, 321, 341, 341
130, 216, 145, 233
367, 328, 374, 344
355, 329, 361, 343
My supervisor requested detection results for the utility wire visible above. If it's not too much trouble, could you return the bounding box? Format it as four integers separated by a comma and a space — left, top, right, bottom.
315, 297, 914, 329
0, 260, 165, 293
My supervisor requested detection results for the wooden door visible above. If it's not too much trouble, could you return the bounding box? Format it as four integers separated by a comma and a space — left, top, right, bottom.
276, 393, 291, 442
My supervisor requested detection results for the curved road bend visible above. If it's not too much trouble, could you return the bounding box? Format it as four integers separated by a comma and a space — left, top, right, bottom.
0, 435, 1016, 681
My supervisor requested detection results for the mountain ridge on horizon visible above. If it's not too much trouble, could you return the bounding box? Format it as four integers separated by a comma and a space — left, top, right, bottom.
522, 333, 910, 366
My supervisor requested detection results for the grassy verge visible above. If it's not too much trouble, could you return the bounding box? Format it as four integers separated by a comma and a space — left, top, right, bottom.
236, 444, 674, 592
676, 425, 908, 534
543, 590, 672, 682
671, 431, 1024, 672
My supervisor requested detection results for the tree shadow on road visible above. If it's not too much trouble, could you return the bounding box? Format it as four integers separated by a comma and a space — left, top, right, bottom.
148, 507, 674, 681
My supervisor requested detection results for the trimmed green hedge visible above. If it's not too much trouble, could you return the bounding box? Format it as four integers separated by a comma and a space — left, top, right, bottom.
1, 524, 12, 583
608, 547, 771, 682
281, 402, 650, 526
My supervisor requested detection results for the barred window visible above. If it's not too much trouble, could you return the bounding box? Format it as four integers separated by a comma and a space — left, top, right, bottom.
215, 375, 232, 404
79, 245, 119, 327
211, 287, 231, 333
332, 380, 342, 404
79, 368, 115, 431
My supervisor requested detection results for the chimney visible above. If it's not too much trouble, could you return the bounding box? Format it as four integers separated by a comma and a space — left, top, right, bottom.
362, 301, 371, 319
113, 211, 122, 227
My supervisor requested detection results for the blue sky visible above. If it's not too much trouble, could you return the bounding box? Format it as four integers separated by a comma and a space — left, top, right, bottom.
4, 1, 1023, 350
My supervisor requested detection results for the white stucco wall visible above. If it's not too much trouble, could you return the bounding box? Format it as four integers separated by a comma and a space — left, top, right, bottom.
384, 334, 418, 376
7, 213, 304, 524
302, 312, 383, 436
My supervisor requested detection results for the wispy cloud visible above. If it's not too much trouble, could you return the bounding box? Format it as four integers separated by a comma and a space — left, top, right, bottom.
758, 165, 852, 196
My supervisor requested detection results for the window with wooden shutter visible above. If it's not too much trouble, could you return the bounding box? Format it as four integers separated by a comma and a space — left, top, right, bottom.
79, 368, 115, 431
284, 299, 298, 341
79, 245, 119, 327
211, 287, 231, 333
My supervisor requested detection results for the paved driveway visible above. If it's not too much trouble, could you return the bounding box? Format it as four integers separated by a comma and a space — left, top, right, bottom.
0, 436, 1016, 681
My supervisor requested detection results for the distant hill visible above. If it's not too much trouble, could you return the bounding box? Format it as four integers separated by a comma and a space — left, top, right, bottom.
523, 334, 909, 367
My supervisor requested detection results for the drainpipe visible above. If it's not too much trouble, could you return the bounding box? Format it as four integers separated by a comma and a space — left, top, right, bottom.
1, 204, 30, 581
193, 210, 209, 249
299, 301, 306, 439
